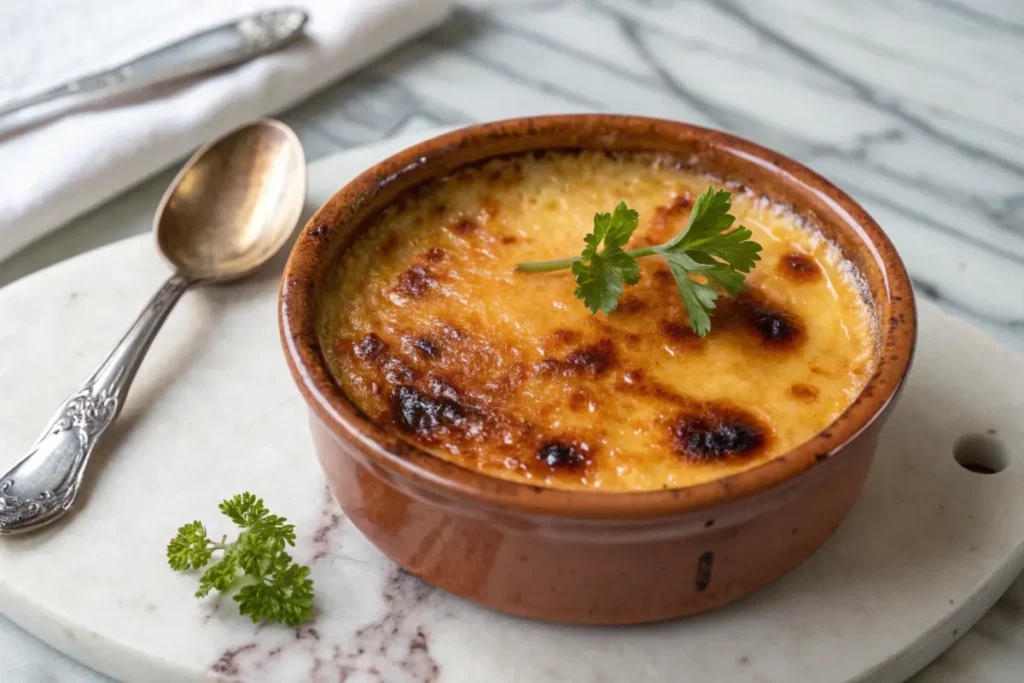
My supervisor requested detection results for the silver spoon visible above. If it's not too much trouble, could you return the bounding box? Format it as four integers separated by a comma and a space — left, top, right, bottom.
0, 119, 306, 535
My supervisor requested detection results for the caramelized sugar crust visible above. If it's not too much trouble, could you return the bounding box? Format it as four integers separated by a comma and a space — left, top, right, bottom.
319, 151, 877, 491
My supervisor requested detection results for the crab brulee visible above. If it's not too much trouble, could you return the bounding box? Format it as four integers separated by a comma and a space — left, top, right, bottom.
318, 151, 877, 492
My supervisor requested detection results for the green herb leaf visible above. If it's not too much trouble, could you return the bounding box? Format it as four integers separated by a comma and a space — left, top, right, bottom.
655, 251, 720, 338
517, 187, 763, 336
571, 202, 641, 314
167, 521, 212, 571
660, 187, 735, 250
167, 493, 314, 626
196, 555, 238, 598
651, 188, 762, 333
662, 188, 761, 275
235, 559, 314, 627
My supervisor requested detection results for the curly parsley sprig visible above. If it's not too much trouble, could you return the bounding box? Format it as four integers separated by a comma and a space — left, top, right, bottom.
516, 187, 762, 337
167, 493, 314, 627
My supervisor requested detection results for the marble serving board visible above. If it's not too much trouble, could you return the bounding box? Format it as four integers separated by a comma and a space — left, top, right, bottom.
1, 140, 1024, 683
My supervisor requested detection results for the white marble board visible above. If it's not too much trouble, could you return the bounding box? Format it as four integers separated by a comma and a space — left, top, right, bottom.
1, 140, 1024, 683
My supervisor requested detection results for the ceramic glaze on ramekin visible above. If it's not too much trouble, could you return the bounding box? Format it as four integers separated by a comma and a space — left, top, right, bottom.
279, 115, 916, 625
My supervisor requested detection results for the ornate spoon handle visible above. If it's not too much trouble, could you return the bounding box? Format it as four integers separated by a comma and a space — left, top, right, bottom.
0, 274, 193, 535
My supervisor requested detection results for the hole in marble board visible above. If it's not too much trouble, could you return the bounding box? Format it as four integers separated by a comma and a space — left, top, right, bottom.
953, 433, 1008, 474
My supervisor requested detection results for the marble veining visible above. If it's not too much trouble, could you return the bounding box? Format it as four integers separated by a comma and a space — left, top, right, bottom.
210, 564, 441, 682
203, 487, 443, 682
1, 1, 1023, 681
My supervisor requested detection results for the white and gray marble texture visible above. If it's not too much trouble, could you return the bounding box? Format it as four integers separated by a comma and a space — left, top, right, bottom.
1, 1, 1023, 681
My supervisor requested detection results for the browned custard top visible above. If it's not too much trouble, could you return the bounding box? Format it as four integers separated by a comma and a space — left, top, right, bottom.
318, 151, 877, 492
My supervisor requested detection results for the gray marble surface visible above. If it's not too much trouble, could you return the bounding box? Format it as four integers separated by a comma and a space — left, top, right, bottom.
1, 0, 1022, 681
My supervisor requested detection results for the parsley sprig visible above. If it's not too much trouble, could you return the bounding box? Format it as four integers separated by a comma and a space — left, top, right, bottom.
167, 493, 314, 627
517, 187, 762, 337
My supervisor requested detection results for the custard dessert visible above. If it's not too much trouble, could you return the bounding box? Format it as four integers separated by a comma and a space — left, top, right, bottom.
318, 151, 877, 492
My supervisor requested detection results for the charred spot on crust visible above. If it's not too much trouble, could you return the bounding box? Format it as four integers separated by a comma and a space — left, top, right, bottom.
309, 223, 328, 237
353, 334, 414, 383
535, 340, 616, 379
383, 357, 415, 385
537, 442, 587, 470
790, 383, 819, 402
354, 333, 387, 361
616, 296, 647, 313
437, 322, 465, 342
394, 266, 437, 299
641, 193, 692, 246
565, 340, 615, 377
778, 253, 820, 282
554, 330, 580, 345
426, 375, 460, 402
732, 293, 806, 349
751, 307, 797, 345
451, 218, 477, 234
550, 329, 580, 345
426, 247, 446, 263
533, 358, 560, 376
652, 268, 674, 286
661, 320, 702, 347
672, 404, 768, 463
411, 337, 439, 359
616, 372, 692, 409
390, 385, 464, 436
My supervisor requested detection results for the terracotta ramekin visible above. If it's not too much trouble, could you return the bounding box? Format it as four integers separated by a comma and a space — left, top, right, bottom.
279, 115, 916, 625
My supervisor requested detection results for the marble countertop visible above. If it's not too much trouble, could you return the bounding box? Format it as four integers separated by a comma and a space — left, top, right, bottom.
2, 1, 1022, 681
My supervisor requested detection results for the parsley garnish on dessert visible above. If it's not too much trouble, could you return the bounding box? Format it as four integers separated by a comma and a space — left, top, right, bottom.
517, 188, 762, 336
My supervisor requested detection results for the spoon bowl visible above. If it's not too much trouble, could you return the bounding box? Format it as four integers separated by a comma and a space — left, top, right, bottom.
156, 120, 305, 281
0, 119, 305, 535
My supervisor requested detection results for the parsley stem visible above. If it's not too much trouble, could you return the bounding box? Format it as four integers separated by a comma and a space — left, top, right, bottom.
624, 246, 658, 259
517, 246, 658, 273
516, 256, 579, 272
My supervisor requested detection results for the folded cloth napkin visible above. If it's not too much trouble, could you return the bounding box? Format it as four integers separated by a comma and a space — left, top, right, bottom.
0, 0, 452, 262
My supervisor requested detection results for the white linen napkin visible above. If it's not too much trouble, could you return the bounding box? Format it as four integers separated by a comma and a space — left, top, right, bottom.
0, 0, 452, 261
